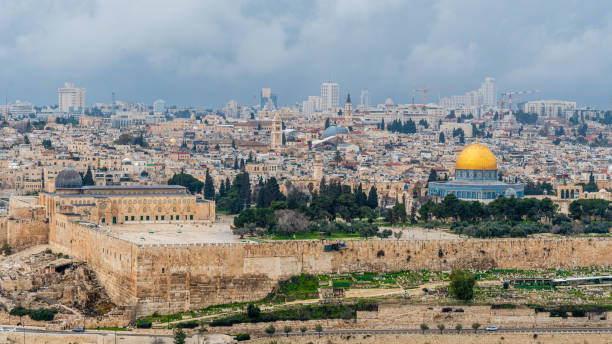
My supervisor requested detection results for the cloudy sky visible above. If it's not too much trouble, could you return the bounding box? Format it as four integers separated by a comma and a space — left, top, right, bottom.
1, 0, 612, 108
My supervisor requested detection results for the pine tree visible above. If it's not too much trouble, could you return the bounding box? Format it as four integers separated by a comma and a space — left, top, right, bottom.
240, 158, 245, 171
82, 167, 95, 186
204, 169, 215, 200
324, 118, 330, 129
233, 157, 239, 170
282, 132, 286, 145
439, 132, 445, 143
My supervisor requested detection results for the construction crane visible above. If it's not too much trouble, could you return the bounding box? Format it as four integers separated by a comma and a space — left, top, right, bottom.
499, 90, 540, 119
414, 85, 455, 107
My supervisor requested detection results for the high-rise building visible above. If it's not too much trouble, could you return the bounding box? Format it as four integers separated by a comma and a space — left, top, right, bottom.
523, 100, 576, 118
260, 88, 278, 110
359, 90, 370, 110
321, 82, 339, 111
224, 100, 240, 118
478, 77, 496, 107
153, 99, 166, 114
58, 82, 86, 113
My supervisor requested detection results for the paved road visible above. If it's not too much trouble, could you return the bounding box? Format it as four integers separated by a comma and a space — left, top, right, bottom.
3, 325, 612, 341
271, 327, 612, 337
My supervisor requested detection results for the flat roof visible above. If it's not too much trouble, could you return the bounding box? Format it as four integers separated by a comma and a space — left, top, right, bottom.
81, 185, 186, 190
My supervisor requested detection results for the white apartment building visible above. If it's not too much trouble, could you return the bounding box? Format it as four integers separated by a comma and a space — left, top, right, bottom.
224, 100, 240, 118
478, 77, 496, 107
321, 82, 339, 111
523, 100, 576, 118
359, 90, 370, 111
58, 82, 86, 113
153, 99, 166, 114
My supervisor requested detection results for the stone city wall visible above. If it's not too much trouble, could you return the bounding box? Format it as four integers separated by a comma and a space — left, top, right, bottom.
46, 220, 612, 315
133, 237, 612, 315
49, 214, 139, 308
0, 216, 48, 250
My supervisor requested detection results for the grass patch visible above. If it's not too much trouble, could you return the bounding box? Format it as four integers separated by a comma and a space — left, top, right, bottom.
262, 274, 319, 303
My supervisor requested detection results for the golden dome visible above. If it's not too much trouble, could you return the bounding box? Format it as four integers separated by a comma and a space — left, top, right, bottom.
455, 142, 497, 170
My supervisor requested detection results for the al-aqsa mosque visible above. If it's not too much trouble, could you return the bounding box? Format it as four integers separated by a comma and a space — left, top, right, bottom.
428, 142, 524, 201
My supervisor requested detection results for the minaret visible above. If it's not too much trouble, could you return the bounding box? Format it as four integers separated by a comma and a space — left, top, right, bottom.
271, 114, 283, 149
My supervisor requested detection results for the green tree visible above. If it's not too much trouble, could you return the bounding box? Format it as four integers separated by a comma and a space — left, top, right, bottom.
472, 322, 480, 333
168, 173, 204, 194
265, 325, 276, 334
204, 169, 215, 200
24, 135, 30, 144
455, 323, 462, 333
391, 202, 407, 224
437, 323, 445, 334
324, 118, 330, 129
82, 167, 95, 186
439, 132, 445, 143
247, 304, 260, 319
173, 329, 186, 344
420, 323, 429, 334
449, 269, 476, 301
42, 139, 53, 150
366, 186, 378, 209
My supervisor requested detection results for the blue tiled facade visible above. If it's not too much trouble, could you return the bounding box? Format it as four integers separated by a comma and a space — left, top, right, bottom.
428, 168, 524, 201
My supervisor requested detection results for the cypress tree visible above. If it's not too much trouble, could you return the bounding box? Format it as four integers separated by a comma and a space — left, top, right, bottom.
204, 169, 215, 200
367, 186, 378, 209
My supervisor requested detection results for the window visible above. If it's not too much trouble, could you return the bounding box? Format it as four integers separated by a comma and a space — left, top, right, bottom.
161, 215, 165, 220
176, 214, 179, 220
140, 216, 143, 221
155, 215, 158, 221
101, 218, 105, 223
146, 216, 150, 221
125, 216, 128, 221
131, 216, 135, 221
170, 215, 173, 220
190, 215, 193, 220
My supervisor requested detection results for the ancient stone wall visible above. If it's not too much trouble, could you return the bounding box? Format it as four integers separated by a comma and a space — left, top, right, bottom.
49, 214, 138, 309
130, 238, 612, 315
46, 219, 612, 315
0, 216, 48, 250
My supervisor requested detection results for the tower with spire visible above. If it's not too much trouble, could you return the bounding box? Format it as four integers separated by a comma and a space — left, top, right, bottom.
344, 93, 353, 120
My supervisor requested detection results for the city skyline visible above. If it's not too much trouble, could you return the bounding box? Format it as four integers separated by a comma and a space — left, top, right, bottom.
1, 1, 612, 108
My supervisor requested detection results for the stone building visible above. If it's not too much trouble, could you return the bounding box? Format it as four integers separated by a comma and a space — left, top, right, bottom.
38, 169, 215, 225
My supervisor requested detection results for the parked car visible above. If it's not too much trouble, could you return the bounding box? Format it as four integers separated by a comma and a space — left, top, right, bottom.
485, 326, 498, 331
72, 327, 84, 332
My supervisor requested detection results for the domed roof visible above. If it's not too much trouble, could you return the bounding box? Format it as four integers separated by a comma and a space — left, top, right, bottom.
455, 142, 497, 171
322, 126, 349, 139
55, 169, 83, 189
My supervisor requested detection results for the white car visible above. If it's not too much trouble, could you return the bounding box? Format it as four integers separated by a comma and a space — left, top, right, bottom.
6, 328, 16, 332
485, 326, 498, 331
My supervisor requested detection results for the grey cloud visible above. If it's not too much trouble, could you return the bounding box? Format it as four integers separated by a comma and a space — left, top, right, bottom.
0, 0, 611, 107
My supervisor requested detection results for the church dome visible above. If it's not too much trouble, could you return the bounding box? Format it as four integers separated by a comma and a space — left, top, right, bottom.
455, 142, 497, 171
322, 126, 349, 139
55, 169, 83, 189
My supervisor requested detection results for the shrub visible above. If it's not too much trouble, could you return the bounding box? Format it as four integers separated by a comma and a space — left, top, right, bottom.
265, 325, 276, 334
28, 308, 56, 321
235, 333, 251, 341
136, 319, 152, 329
176, 321, 199, 329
